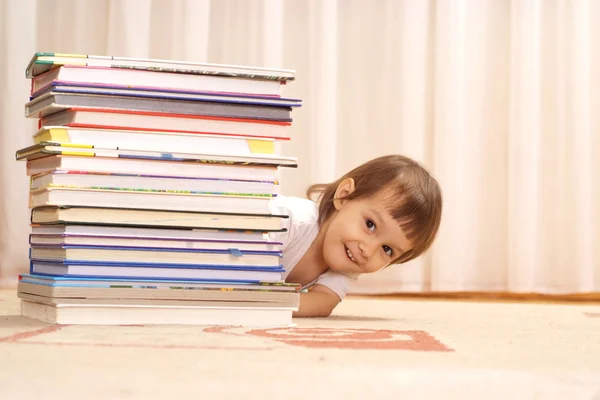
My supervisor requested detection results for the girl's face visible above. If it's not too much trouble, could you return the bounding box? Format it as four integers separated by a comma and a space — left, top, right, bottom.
320, 178, 412, 275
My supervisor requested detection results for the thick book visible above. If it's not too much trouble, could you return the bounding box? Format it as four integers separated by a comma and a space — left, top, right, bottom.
26, 92, 294, 122
19, 274, 299, 291
37, 108, 291, 139
29, 223, 270, 242
25, 155, 280, 181
27, 52, 295, 81
20, 299, 294, 326
29, 233, 280, 252
29, 65, 282, 96
31, 81, 302, 107
29, 244, 283, 268
18, 276, 300, 306
29, 260, 284, 282
30, 171, 278, 198
18, 291, 293, 309
16, 141, 297, 167
30, 206, 287, 232
32, 126, 279, 158
28, 186, 275, 214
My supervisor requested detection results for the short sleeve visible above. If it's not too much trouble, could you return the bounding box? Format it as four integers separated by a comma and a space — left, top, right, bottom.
266, 195, 319, 278
314, 270, 358, 301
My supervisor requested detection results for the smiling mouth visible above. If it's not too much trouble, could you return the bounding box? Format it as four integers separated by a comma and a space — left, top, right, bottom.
345, 245, 357, 263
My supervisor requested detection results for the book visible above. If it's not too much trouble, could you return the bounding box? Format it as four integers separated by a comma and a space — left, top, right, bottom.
18, 279, 299, 307
37, 108, 291, 139
27, 52, 295, 81
20, 299, 294, 326
32, 126, 279, 157
29, 64, 284, 97
30, 206, 287, 231
29, 233, 280, 252
28, 186, 275, 214
29, 65, 281, 96
30, 171, 278, 197
29, 223, 270, 241
29, 260, 284, 281
19, 292, 287, 309
25, 155, 280, 181
26, 91, 294, 122
19, 274, 300, 292
16, 141, 297, 166
31, 81, 302, 107
29, 244, 283, 268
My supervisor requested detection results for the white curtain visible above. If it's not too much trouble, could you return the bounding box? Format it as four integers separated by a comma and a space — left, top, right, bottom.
1, 0, 598, 294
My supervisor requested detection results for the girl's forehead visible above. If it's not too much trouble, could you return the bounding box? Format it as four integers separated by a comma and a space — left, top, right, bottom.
357, 194, 398, 223
363, 187, 401, 209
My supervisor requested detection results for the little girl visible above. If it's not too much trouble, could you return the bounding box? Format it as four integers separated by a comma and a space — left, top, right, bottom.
268, 154, 443, 317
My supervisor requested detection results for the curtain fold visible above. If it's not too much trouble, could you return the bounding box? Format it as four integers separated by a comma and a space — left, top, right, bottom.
1, 0, 598, 295
0, 0, 37, 288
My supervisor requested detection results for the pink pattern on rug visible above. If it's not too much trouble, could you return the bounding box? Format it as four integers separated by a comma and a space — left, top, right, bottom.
206, 326, 454, 352
0, 324, 274, 350
0, 324, 64, 342
12, 341, 276, 351
584, 312, 600, 318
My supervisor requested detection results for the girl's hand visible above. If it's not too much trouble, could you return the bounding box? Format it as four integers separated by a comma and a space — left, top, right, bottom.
293, 284, 340, 318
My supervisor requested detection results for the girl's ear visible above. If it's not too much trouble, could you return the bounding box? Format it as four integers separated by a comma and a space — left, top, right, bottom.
333, 178, 356, 210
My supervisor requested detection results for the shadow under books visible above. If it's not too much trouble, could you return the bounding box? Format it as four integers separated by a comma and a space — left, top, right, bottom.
318, 315, 396, 322
0, 315, 51, 330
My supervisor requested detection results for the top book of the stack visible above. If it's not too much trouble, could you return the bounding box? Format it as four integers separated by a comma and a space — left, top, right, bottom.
26, 52, 296, 81
26, 53, 299, 101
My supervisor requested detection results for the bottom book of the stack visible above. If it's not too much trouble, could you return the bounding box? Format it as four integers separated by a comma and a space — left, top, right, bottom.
17, 274, 300, 326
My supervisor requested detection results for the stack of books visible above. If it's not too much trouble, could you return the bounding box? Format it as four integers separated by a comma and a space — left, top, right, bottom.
14, 52, 302, 326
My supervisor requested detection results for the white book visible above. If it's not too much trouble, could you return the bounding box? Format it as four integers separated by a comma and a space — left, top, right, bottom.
30, 65, 286, 96
29, 235, 280, 252
21, 300, 295, 326
29, 224, 269, 242
26, 155, 279, 181
31, 171, 278, 196
32, 126, 280, 157
29, 187, 274, 214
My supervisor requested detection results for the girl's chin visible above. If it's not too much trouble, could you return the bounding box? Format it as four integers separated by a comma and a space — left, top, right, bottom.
328, 259, 358, 273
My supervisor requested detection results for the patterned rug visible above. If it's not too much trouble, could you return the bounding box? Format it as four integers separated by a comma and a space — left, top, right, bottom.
1, 289, 599, 399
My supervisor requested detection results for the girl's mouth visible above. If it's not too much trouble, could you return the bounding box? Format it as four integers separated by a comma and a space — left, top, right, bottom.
345, 245, 357, 263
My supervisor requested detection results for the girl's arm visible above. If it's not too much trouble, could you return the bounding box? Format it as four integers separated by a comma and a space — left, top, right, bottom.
293, 284, 340, 318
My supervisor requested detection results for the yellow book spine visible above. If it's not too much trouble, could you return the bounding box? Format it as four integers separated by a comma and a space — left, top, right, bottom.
52, 142, 94, 149
247, 139, 275, 154
34, 128, 70, 144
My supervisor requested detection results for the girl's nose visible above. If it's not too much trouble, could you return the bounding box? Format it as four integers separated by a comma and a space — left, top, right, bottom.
358, 241, 377, 259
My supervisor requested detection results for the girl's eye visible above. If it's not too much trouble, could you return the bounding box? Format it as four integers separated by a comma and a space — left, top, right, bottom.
382, 245, 393, 257
365, 219, 375, 232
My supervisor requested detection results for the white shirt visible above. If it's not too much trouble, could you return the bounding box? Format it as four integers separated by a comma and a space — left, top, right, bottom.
267, 195, 357, 300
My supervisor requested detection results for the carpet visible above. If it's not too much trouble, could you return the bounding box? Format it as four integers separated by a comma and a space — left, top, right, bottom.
1, 289, 599, 399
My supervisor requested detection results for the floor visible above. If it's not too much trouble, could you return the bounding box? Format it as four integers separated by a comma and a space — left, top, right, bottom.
1, 289, 600, 399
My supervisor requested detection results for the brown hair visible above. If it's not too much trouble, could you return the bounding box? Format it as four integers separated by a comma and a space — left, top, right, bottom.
306, 155, 442, 264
